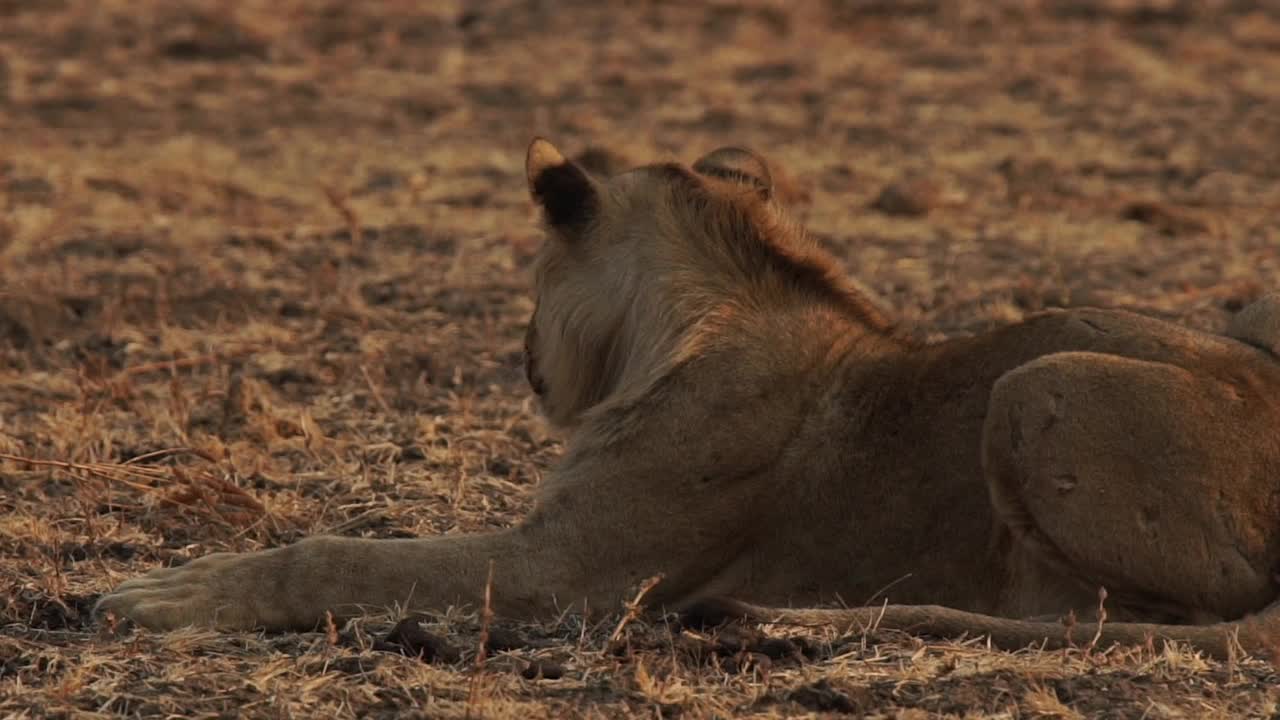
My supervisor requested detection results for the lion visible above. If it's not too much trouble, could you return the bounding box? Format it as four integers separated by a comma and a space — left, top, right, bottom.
96, 138, 1280, 660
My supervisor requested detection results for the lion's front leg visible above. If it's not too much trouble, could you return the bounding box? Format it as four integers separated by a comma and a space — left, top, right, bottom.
94, 529, 561, 631
97, 367, 777, 632
96, 473, 744, 631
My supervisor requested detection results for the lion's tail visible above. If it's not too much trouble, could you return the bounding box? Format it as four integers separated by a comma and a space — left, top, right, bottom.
683, 596, 1280, 661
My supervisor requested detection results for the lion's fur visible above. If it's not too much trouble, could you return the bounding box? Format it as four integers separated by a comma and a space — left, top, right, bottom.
98, 139, 1280, 660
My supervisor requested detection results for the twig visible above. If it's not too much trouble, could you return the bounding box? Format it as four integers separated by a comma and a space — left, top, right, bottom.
1061, 608, 1078, 655
0, 453, 159, 492
322, 185, 363, 248
860, 598, 891, 654
607, 574, 664, 646
174, 466, 235, 526
116, 354, 222, 379
325, 610, 339, 647
466, 559, 496, 719
320, 508, 387, 536
122, 446, 218, 465
91, 346, 258, 394
1085, 586, 1109, 656
1224, 625, 1248, 678
862, 572, 913, 607
868, 598, 890, 634
359, 363, 393, 416
0, 451, 266, 526
477, 559, 495, 665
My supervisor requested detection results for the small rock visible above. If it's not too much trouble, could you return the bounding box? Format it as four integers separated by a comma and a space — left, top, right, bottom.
1121, 200, 1211, 235
520, 659, 565, 680
485, 457, 513, 478
374, 618, 460, 663
790, 635, 823, 660
485, 626, 530, 652
787, 679, 857, 713
7, 177, 55, 205
720, 651, 772, 675
397, 445, 426, 462
84, 177, 142, 202
750, 636, 799, 661
713, 627, 757, 655
870, 178, 940, 217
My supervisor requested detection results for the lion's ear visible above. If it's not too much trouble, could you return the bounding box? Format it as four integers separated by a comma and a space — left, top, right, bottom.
527, 137, 597, 232
692, 147, 772, 200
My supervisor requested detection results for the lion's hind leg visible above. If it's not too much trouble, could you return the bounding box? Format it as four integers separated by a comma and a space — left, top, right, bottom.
983, 351, 1280, 626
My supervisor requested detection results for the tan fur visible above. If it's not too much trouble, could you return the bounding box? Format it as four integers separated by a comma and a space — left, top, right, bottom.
97, 139, 1280, 660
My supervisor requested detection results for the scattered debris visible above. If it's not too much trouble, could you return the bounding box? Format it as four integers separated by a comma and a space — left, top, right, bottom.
374, 618, 462, 664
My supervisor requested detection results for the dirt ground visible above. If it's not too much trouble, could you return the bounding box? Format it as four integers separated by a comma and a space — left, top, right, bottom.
2, 0, 1280, 717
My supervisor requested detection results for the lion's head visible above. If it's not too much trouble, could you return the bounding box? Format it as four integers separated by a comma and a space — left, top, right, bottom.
522, 138, 894, 430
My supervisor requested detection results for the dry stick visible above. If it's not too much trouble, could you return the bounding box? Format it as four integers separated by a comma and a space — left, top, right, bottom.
860, 599, 891, 655
43, 543, 66, 600
75, 469, 118, 583
1061, 609, 1079, 655
358, 363, 393, 416
607, 574, 666, 648
0, 452, 265, 526
325, 610, 340, 647
861, 572, 913, 607
229, 510, 276, 542
322, 185, 363, 249
173, 466, 236, 527
320, 610, 341, 676
320, 508, 387, 536
91, 349, 252, 403
466, 560, 497, 719
1226, 625, 1242, 678
1085, 587, 1109, 657
0, 453, 159, 492
21, 456, 171, 483
122, 446, 218, 465
115, 354, 222, 380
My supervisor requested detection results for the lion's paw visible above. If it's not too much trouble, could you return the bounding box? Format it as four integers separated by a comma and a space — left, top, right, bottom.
94, 551, 284, 631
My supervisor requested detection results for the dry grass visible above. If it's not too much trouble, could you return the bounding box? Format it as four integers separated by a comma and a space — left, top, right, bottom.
2, 0, 1279, 717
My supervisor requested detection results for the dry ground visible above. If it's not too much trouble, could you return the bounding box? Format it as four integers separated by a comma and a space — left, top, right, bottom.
2, 1, 1280, 717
